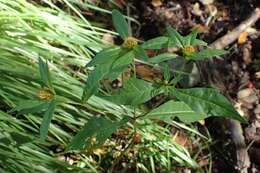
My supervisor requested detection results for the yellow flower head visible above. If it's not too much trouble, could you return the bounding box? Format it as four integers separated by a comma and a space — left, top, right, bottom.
37, 89, 54, 101
182, 45, 196, 57
122, 37, 138, 49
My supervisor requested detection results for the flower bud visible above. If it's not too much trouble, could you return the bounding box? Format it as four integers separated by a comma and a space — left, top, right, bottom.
122, 37, 138, 49
182, 45, 196, 57
37, 89, 54, 101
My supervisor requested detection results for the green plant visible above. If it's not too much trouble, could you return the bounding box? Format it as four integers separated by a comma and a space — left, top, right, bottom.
4, 3, 246, 172
65, 9, 246, 168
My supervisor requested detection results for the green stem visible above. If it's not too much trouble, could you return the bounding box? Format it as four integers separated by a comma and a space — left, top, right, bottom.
171, 59, 187, 87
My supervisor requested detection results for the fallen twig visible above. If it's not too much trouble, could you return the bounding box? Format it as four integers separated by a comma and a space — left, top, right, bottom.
210, 8, 260, 49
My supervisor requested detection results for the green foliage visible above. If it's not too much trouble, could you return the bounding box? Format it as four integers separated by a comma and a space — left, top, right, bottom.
0, 0, 122, 172
112, 9, 130, 39
40, 99, 57, 141
166, 26, 185, 48
79, 10, 246, 156
68, 116, 130, 150
0, 2, 245, 172
134, 46, 149, 61
104, 78, 154, 106
39, 57, 53, 90
11, 100, 49, 114
171, 88, 247, 123
190, 48, 228, 60
148, 53, 178, 63
145, 101, 208, 123
141, 36, 169, 49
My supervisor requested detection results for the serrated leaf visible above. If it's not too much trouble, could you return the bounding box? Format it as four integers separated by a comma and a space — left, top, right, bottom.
40, 99, 57, 141
112, 9, 129, 39
172, 88, 246, 123
166, 26, 184, 48
134, 46, 149, 61
104, 78, 153, 106
190, 49, 228, 60
148, 53, 178, 63
86, 47, 122, 67
145, 101, 207, 123
67, 116, 130, 150
141, 36, 169, 49
38, 57, 53, 89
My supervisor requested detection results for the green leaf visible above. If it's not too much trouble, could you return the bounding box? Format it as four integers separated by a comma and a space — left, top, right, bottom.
166, 26, 184, 48
145, 101, 207, 123
67, 116, 130, 150
82, 64, 111, 102
11, 100, 49, 114
38, 57, 53, 89
86, 47, 122, 67
134, 46, 149, 61
10, 132, 33, 146
40, 99, 57, 141
12, 100, 46, 112
141, 36, 169, 49
104, 78, 154, 106
163, 64, 170, 81
192, 39, 207, 46
111, 50, 135, 70
112, 9, 129, 39
172, 88, 247, 123
190, 49, 228, 60
83, 50, 133, 101
107, 50, 135, 80
148, 53, 178, 64
183, 29, 198, 46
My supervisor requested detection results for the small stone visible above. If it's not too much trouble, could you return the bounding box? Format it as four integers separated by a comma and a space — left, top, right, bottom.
57, 156, 65, 161
255, 71, 260, 79
238, 88, 254, 99
254, 105, 260, 115
238, 88, 258, 108
151, 0, 162, 7
199, 0, 214, 5
253, 120, 260, 128
192, 3, 202, 16
102, 33, 114, 45
242, 95, 258, 104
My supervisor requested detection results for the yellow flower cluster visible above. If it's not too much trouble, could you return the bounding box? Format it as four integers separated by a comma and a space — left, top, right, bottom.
182, 45, 196, 57
37, 89, 54, 101
122, 37, 138, 49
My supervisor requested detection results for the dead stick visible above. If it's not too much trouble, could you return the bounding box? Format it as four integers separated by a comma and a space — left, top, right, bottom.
210, 8, 260, 49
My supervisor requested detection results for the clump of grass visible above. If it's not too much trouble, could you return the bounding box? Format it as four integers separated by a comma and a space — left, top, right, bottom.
0, 0, 211, 172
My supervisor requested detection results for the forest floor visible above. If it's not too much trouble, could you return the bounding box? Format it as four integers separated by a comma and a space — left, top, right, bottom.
108, 0, 260, 172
